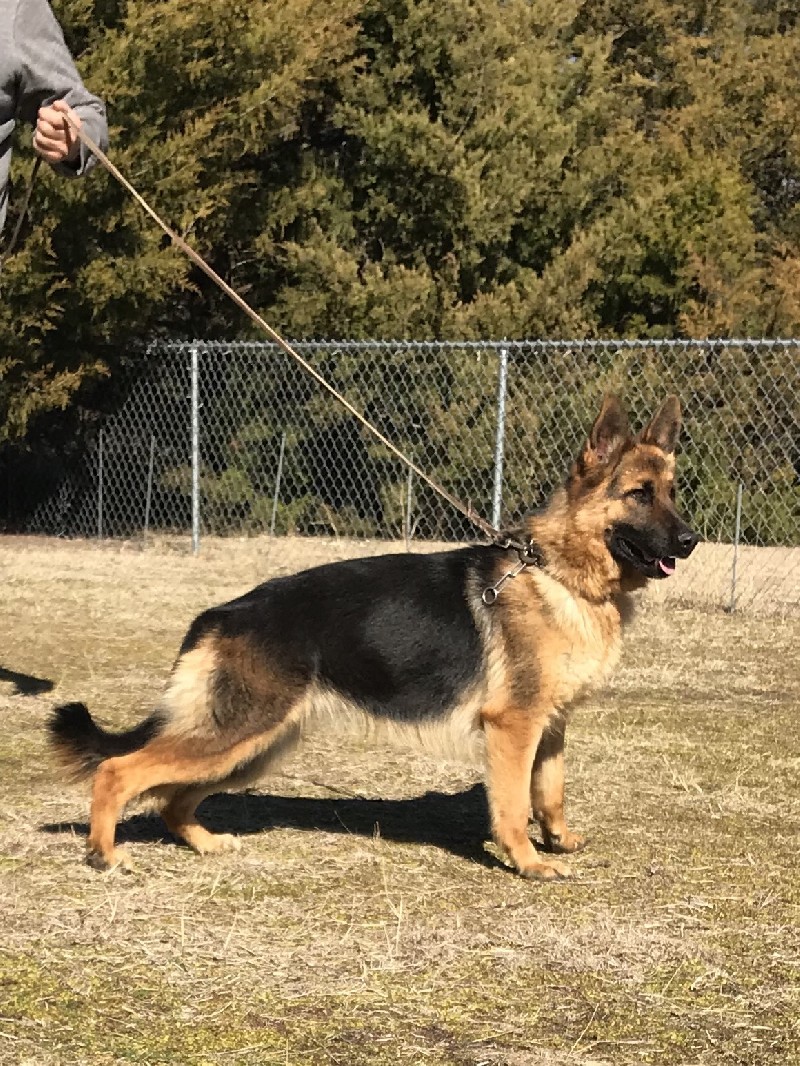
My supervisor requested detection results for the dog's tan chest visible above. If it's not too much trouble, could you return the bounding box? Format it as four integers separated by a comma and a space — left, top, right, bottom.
532, 573, 625, 709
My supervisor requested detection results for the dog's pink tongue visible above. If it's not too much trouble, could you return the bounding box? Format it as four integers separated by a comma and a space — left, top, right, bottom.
658, 558, 676, 576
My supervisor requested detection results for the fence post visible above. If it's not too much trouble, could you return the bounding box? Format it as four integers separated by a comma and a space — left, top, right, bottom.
190, 345, 200, 555
269, 431, 286, 536
404, 468, 414, 551
97, 428, 104, 539
491, 346, 509, 529
728, 481, 743, 613
143, 433, 155, 539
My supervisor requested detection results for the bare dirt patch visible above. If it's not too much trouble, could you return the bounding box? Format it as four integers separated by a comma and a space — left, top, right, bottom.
1, 535, 798, 1065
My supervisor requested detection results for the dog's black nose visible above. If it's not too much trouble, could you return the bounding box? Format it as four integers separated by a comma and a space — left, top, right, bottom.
677, 529, 700, 556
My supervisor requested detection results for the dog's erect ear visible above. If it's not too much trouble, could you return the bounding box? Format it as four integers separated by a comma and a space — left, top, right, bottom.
639, 395, 681, 454
580, 394, 629, 470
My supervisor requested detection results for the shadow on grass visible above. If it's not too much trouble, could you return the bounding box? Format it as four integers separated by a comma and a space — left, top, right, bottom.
41, 783, 508, 869
0, 666, 54, 696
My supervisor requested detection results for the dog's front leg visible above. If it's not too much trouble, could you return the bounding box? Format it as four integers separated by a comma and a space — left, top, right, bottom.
530, 716, 586, 855
482, 704, 572, 880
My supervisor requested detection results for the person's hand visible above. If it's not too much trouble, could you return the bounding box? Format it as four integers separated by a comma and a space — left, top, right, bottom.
33, 99, 81, 165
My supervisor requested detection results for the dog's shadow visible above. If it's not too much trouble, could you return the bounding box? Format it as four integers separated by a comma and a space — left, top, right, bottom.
0, 666, 54, 696
42, 783, 512, 870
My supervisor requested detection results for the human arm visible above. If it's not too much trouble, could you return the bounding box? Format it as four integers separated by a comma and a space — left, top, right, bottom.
14, 0, 108, 176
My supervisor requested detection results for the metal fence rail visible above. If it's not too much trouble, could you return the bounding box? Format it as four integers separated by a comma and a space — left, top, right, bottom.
27, 339, 800, 613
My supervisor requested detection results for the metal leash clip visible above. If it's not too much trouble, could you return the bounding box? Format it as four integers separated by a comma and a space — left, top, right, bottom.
481, 558, 529, 606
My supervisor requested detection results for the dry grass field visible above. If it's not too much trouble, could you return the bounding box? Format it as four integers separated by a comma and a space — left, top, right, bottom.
1, 535, 798, 1066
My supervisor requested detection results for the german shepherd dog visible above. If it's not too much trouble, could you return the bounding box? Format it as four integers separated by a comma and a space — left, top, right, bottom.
48, 395, 699, 879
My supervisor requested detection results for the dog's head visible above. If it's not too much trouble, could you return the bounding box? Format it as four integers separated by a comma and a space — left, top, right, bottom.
566, 394, 700, 586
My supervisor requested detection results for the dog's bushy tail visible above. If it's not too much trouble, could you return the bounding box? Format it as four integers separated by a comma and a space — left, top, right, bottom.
47, 702, 163, 782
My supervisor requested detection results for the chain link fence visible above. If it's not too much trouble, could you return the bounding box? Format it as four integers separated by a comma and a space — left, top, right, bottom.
25, 339, 799, 613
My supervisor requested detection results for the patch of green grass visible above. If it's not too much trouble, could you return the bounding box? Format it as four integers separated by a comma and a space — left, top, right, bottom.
1, 951, 291, 1064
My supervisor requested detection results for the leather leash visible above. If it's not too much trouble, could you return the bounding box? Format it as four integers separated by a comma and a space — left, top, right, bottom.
61, 117, 542, 572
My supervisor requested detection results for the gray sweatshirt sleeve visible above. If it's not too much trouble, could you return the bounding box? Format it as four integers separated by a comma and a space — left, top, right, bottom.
14, 0, 108, 176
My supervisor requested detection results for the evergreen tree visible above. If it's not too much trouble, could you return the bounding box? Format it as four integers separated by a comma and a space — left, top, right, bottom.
0, 0, 798, 449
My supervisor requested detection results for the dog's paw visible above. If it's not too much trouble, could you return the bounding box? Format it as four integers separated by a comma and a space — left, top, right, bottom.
86, 846, 135, 873
543, 829, 587, 855
193, 832, 242, 856
519, 858, 573, 881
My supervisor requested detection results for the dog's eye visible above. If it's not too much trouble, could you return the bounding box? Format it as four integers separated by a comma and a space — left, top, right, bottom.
668, 484, 676, 501
625, 485, 651, 503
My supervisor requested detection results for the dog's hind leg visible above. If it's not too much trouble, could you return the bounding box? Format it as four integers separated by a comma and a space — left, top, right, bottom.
82, 628, 310, 870
482, 704, 572, 881
161, 786, 241, 856
530, 718, 586, 855
160, 716, 303, 856
85, 723, 297, 871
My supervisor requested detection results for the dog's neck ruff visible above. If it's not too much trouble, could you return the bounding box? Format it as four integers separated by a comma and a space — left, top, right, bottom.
481, 536, 545, 606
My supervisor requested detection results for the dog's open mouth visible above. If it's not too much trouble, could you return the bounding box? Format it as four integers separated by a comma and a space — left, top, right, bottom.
610, 534, 676, 579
